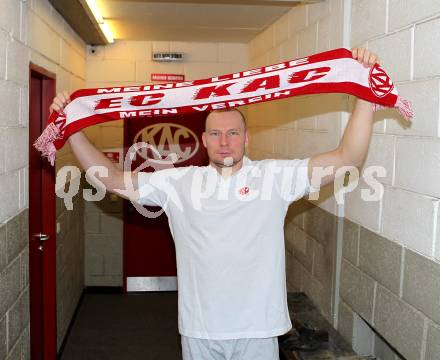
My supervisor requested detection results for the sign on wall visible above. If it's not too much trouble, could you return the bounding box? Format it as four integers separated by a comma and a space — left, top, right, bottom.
151, 73, 185, 82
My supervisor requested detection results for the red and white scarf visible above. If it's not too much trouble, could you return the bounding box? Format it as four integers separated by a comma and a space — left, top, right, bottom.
35, 48, 413, 165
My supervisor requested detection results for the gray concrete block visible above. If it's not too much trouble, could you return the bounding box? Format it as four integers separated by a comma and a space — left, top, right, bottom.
286, 198, 312, 228
0, 81, 20, 129
6, 212, 27, 264
84, 199, 100, 214
389, 0, 440, 31
7, 289, 29, 354
302, 268, 331, 320
65, 207, 75, 232
100, 212, 123, 235
287, 256, 304, 293
286, 281, 298, 295
426, 321, 440, 360
292, 227, 314, 272
21, 210, 28, 236
352, 312, 375, 356
351, 0, 387, 46
56, 211, 68, 244
402, 249, 440, 324
85, 233, 121, 256
57, 303, 64, 351
0, 0, 20, 39
0, 225, 6, 273
286, 256, 301, 292
437, 204, 440, 261
0, 258, 21, 318
84, 210, 100, 234
6, 39, 29, 86
60, 231, 75, 266
22, 325, 30, 360
303, 203, 337, 246
337, 300, 354, 345
6, 331, 22, 360
374, 334, 400, 360
359, 228, 402, 295
105, 254, 122, 276
56, 244, 66, 277
74, 202, 85, 227
312, 240, 325, 283
56, 195, 64, 217
0, 32, 6, 81
0, 315, 6, 360
312, 239, 333, 289
285, 249, 294, 273
85, 252, 104, 276
342, 218, 359, 265
86, 274, 121, 286
374, 285, 425, 360
55, 187, 85, 350
284, 222, 295, 255
340, 259, 375, 322
20, 247, 28, 289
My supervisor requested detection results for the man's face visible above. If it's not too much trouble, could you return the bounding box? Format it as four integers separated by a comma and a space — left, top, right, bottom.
202, 111, 249, 169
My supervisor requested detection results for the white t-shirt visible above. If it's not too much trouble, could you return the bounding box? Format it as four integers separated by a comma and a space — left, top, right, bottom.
137, 156, 313, 340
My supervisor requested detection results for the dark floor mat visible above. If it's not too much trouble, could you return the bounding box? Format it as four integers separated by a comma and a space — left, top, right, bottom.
59, 291, 181, 360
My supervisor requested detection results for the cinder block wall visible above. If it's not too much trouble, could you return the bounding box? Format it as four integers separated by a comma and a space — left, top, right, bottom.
247, 0, 345, 324
29, 0, 87, 168
0, 210, 29, 359
337, 1, 440, 359
83, 40, 248, 285
55, 189, 84, 350
78, 2, 440, 358
1, 0, 87, 356
1, 0, 33, 358
249, 0, 440, 359
28, 0, 87, 352
83, 193, 123, 286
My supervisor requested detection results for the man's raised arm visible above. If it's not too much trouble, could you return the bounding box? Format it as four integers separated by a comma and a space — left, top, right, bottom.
50, 91, 139, 201
308, 48, 380, 188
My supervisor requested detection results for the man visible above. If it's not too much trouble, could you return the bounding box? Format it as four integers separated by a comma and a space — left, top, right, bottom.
51, 48, 379, 360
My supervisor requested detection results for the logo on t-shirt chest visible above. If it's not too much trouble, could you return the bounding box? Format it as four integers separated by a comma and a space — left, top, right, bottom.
239, 186, 250, 196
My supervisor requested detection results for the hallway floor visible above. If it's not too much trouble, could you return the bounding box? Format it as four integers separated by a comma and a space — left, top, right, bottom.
59, 291, 364, 360
59, 291, 181, 360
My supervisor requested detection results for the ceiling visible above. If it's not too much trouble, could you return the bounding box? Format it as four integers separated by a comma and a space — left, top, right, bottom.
50, 0, 322, 45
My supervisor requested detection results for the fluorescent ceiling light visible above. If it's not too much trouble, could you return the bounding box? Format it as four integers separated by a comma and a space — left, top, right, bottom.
84, 0, 114, 44
100, 22, 114, 44
85, 0, 103, 23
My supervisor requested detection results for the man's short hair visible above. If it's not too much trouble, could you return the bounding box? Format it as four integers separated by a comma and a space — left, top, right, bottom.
206, 108, 247, 129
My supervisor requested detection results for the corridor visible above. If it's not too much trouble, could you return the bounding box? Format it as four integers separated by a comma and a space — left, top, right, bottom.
0, 0, 439, 359
59, 291, 181, 360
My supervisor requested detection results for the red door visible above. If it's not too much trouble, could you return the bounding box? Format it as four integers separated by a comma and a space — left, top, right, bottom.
29, 64, 57, 359
123, 113, 209, 292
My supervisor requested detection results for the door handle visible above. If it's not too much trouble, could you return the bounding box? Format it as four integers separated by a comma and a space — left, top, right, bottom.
32, 233, 50, 241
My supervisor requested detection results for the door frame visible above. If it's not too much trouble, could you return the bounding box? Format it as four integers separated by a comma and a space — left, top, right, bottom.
29, 63, 57, 359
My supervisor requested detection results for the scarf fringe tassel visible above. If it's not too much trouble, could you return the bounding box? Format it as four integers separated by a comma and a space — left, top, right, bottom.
34, 122, 60, 166
395, 96, 414, 121
373, 96, 414, 122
